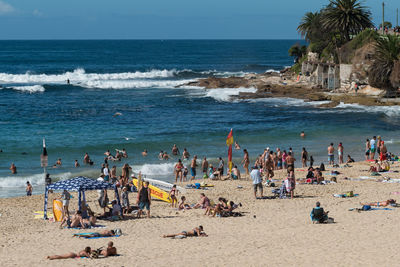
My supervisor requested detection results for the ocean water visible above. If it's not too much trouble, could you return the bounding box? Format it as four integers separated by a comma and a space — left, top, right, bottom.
1, 40, 400, 198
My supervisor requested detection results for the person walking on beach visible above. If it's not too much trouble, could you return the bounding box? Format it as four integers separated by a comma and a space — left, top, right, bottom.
9, 163, 17, 174
370, 136, 377, 160
61, 189, 71, 218
137, 181, 151, 218
202, 157, 209, 177
365, 139, 371, 160
301, 147, 308, 167
338, 143, 344, 164
174, 159, 184, 182
251, 166, 263, 199
26, 181, 32, 196
190, 155, 198, 181
327, 143, 334, 166
218, 157, 225, 177
242, 149, 250, 176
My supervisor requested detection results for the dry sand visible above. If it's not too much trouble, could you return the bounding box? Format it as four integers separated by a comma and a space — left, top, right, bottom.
1, 161, 400, 266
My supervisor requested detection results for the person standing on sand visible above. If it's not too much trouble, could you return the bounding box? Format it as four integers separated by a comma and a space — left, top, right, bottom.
242, 149, 250, 176
190, 155, 198, 181
26, 181, 32, 196
376, 136, 382, 159
282, 150, 288, 169
137, 181, 151, 218
201, 157, 209, 177
218, 157, 225, 177
380, 141, 387, 161
370, 136, 377, 160
301, 147, 308, 167
251, 166, 263, 199
286, 152, 296, 172
9, 163, 17, 174
365, 139, 370, 160
174, 159, 184, 182
327, 143, 335, 166
338, 143, 344, 164
277, 148, 283, 170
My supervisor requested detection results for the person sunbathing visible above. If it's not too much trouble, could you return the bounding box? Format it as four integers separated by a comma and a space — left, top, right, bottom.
83, 210, 97, 227
369, 160, 382, 172
100, 241, 117, 257
361, 199, 396, 207
163, 226, 207, 238
73, 230, 117, 238
47, 247, 91, 260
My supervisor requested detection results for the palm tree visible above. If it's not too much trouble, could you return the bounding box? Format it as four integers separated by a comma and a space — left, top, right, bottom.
322, 0, 373, 43
289, 44, 307, 63
297, 12, 321, 42
369, 35, 400, 89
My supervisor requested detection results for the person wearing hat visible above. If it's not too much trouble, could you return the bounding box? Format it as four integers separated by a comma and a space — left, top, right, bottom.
250, 166, 263, 199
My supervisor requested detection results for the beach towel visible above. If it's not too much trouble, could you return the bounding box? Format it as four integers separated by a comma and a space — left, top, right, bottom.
80, 235, 121, 239
333, 193, 359, 198
67, 225, 106, 229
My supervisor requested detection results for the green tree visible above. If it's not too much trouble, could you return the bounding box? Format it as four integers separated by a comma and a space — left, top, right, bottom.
297, 12, 321, 42
289, 44, 307, 63
322, 0, 373, 43
369, 35, 400, 89
379, 21, 392, 29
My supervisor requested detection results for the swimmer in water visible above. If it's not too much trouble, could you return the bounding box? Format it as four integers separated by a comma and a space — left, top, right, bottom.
142, 149, 148, 157
10, 163, 17, 174
300, 131, 305, 138
235, 141, 241, 150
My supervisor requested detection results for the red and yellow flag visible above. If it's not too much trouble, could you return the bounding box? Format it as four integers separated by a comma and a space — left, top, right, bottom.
226, 129, 233, 172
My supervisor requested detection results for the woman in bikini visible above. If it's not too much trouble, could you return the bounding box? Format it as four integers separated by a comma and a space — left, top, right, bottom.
242, 149, 250, 176
163, 226, 207, 238
169, 185, 178, 208
174, 159, 184, 182
47, 247, 91, 260
361, 199, 396, 207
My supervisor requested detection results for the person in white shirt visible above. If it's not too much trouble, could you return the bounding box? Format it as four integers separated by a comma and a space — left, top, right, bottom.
250, 166, 263, 199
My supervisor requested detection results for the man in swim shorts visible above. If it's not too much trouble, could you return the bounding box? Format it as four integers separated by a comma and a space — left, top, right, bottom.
370, 136, 376, 160
190, 155, 197, 181
327, 143, 334, 166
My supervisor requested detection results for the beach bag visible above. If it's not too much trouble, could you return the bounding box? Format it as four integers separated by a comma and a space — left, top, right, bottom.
362, 205, 371, 211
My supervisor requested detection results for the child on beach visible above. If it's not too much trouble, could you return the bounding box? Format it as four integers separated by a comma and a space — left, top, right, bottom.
26, 181, 32, 196
178, 196, 191, 210
183, 167, 188, 182
169, 185, 178, 208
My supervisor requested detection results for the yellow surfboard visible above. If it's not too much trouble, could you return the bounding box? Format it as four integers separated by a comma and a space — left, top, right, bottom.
132, 179, 172, 203
53, 199, 63, 222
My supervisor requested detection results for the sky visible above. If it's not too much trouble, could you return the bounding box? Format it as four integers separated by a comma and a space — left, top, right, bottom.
0, 0, 398, 39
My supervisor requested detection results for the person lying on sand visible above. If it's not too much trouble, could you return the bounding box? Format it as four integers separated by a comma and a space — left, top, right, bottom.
163, 226, 207, 238
73, 230, 117, 238
46, 246, 91, 260
360, 199, 396, 207
100, 241, 117, 257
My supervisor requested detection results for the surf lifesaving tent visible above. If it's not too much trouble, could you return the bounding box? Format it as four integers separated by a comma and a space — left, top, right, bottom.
43, 176, 120, 219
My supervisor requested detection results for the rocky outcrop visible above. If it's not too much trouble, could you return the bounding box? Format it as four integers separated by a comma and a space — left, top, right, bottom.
390, 60, 400, 88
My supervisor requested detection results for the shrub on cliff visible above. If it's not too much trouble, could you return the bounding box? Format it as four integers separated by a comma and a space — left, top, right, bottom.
369, 35, 400, 90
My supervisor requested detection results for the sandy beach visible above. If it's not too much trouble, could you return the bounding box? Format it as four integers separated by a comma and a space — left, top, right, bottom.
1, 161, 400, 266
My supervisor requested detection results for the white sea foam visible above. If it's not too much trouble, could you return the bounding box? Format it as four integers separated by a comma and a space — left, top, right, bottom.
0, 172, 72, 188
334, 102, 400, 116
246, 97, 331, 107
131, 163, 175, 176
79, 79, 193, 89
194, 87, 257, 102
10, 85, 45, 93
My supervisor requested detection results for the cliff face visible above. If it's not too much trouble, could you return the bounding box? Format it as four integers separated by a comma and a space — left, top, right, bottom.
390, 61, 400, 88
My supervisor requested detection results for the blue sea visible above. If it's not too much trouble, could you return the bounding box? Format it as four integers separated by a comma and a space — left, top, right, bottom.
1, 40, 400, 198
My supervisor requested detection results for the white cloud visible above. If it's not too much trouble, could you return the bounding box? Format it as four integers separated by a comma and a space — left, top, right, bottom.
0, 1, 14, 15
